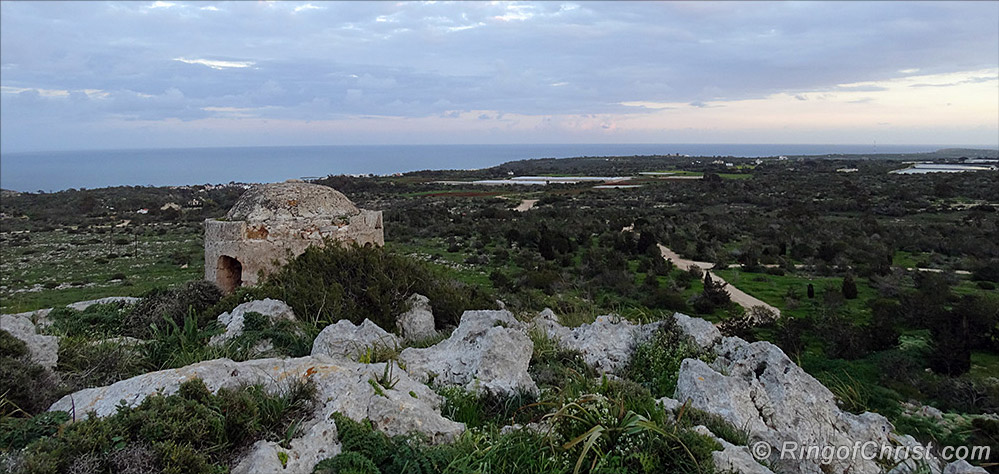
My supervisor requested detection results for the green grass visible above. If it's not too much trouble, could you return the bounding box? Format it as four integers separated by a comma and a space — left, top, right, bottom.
712, 269, 877, 321
892, 251, 921, 268
969, 351, 999, 380
1, 225, 203, 312
386, 240, 496, 289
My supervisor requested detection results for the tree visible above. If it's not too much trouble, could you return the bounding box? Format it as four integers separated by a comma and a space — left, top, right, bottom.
841, 274, 859, 300
702, 272, 731, 306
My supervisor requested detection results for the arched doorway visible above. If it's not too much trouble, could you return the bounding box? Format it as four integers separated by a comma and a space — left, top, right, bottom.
216, 255, 242, 293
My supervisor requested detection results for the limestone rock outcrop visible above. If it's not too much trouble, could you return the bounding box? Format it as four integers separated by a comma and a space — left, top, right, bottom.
232, 417, 340, 474
399, 310, 537, 397
532, 312, 660, 373
312, 319, 401, 361
396, 294, 438, 342
942, 460, 989, 474
66, 296, 141, 312
209, 298, 297, 345
675, 337, 894, 474
0, 312, 59, 368
50, 355, 464, 469
672, 311, 721, 350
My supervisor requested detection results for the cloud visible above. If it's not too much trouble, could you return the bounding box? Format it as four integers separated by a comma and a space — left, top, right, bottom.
147, 1, 176, 9
293, 3, 322, 14
0, 1, 996, 151
173, 57, 255, 70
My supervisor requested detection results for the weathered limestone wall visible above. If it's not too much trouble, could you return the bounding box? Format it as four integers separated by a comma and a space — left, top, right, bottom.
205, 210, 383, 289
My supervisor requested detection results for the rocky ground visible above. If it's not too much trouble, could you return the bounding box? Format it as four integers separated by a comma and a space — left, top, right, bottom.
2, 297, 990, 474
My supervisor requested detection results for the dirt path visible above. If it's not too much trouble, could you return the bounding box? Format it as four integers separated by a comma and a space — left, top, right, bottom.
514, 199, 539, 212
658, 244, 781, 317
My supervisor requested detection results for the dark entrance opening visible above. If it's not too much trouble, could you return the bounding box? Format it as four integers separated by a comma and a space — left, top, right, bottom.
217, 255, 243, 293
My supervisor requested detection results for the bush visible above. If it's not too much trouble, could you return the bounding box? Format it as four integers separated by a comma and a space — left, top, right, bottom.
321, 413, 459, 474
47, 302, 133, 338
225, 313, 317, 360
19, 379, 314, 474
125, 281, 223, 338
841, 275, 859, 300
624, 318, 707, 398
143, 313, 223, 370
58, 336, 148, 390
258, 243, 495, 331
0, 331, 63, 417
0, 411, 70, 451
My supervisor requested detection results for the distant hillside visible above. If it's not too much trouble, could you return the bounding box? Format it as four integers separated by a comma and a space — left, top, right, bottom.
484, 148, 999, 176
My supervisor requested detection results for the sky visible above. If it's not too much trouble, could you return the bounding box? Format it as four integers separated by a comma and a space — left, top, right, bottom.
1, 1, 997, 153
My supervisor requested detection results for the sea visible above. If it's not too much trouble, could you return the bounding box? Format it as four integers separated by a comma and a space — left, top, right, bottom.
0, 143, 985, 192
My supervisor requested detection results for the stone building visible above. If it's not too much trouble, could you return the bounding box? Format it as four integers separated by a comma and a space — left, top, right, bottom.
204, 181, 383, 292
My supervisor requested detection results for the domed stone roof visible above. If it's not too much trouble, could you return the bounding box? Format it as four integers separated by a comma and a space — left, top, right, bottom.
226, 182, 359, 221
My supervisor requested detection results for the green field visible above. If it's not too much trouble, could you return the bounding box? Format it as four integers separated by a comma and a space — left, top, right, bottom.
1, 224, 203, 312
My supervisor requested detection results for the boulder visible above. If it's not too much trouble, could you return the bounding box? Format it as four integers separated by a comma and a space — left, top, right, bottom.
943, 460, 988, 474
399, 310, 538, 397
656, 396, 683, 414
0, 312, 59, 368
395, 294, 438, 342
312, 319, 401, 361
672, 312, 721, 350
713, 440, 776, 474
232, 418, 340, 474
532, 313, 660, 374
530, 308, 572, 342
50, 355, 464, 473
66, 296, 141, 312
2, 308, 53, 330
209, 299, 296, 345
675, 337, 893, 474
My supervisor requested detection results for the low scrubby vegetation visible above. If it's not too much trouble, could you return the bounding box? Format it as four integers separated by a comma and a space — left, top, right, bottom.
8, 379, 313, 474
248, 243, 497, 331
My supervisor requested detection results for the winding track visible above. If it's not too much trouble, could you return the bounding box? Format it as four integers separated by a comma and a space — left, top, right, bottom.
658, 244, 782, 317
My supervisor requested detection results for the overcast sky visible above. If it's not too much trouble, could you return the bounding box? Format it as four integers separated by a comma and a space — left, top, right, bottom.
1, 1, 997, 152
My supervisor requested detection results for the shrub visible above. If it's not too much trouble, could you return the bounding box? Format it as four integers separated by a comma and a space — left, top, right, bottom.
58, 336, 148, 390
679, 407, 749, 446
47, 302, 133, 338
0, 331, 62, 417
624, 319, 707, 398
529, 329, 597, 391
0, 411, 70, 451
19, 379, 314, 474
258, 243, 494, 331
313, 451, 379, 474
225, 313, 317, 360
322, 413, 459, 474
125, 281, 223, 338
841, 275, 859, 300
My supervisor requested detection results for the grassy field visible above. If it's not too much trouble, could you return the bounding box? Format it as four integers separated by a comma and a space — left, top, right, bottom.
1, 223, 203, 313
713, 268, 878, 321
